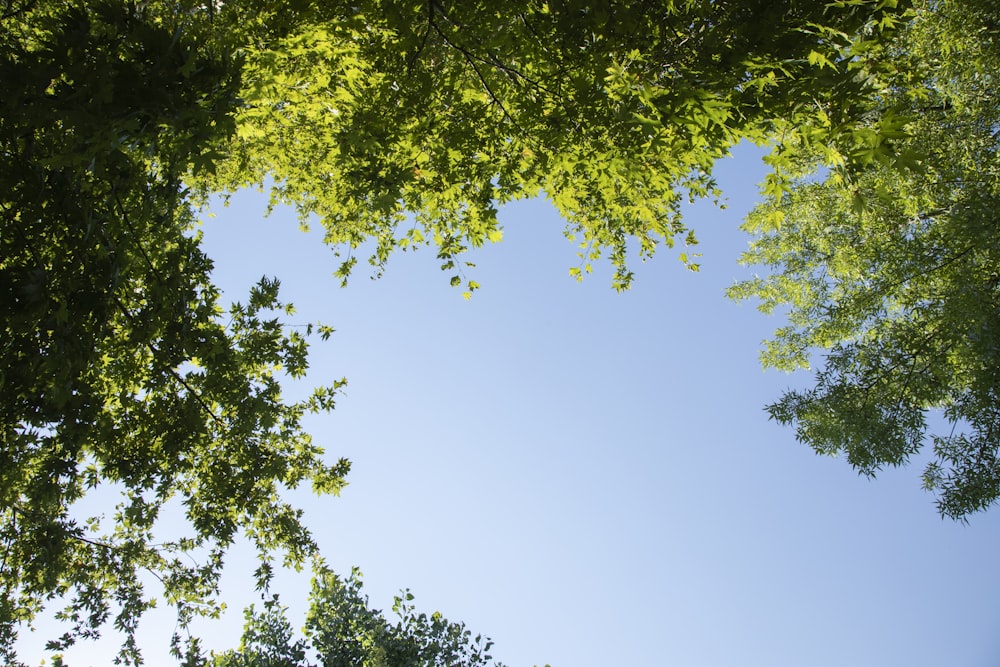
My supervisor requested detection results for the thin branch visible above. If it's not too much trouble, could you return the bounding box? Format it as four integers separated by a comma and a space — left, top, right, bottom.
882, 243, 976, 295
428, 4, 523, 133
111, 190, 229, 430
406, 0, 434, 73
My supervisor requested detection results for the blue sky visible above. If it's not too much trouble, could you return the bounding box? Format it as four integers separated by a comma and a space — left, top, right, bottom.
18, 145, 1000, 666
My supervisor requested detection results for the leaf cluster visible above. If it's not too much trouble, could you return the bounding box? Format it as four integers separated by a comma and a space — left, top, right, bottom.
1, 3, 346, 663
198, 0, 912, 289
729, 0, 1000, 519
211, 564, 510, 667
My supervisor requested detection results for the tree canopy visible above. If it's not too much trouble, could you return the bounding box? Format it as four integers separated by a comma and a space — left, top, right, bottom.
728, 0, 1000, 520
1, 3, 346, 663
4, 0, 995, 663
203, 0, 910, 291
211, 565, 510, 667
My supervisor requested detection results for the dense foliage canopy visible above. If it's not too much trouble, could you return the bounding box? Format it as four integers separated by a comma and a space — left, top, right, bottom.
204, 0, 909, 291
1, 2, 347, 664
4, 0, 996, 663
729, 0, 1000, 519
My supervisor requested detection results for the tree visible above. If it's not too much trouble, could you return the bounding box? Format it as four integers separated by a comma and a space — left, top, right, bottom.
728, 0, 1000, 519
201, 0, 911, 291
1, 0, 919, 663
1, 3, 347, 664
211, 565, 511, 667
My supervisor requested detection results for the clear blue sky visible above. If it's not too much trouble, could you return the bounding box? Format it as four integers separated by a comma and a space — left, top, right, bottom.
18, 145, 1000, 666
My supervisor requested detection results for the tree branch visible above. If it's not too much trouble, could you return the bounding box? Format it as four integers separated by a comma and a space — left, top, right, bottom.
427, 3, 523, 133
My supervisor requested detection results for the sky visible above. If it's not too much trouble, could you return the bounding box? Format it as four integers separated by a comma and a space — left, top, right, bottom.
17, 144, 1000, 666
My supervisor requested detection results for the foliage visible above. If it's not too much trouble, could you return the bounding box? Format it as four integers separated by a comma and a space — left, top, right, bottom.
1, 0, 954, 663
1, 3, 347, 664
212, 565, 510, 667
728, 0, 1000, 519
200, 0, 912, 291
